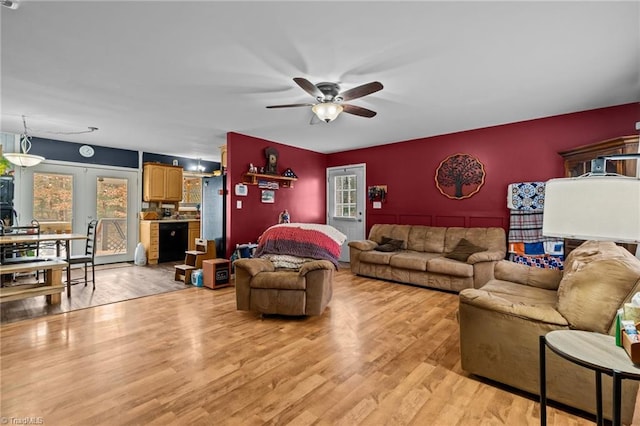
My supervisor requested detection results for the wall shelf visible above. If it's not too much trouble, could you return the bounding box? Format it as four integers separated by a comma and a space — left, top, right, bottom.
242, 173, 297, 188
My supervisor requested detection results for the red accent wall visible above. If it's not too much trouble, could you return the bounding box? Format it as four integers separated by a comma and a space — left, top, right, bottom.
326, 103, 639, 234
224, 104, 637, 254
226, 132, 327, 255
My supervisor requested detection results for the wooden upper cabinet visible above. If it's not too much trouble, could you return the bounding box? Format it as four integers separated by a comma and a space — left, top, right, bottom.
143, 163, 184, 202
559, 135, 638, 177
165, 167, 184, 201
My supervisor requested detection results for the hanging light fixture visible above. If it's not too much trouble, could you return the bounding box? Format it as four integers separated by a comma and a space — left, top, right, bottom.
4, 116, 45, 167
312, 102, 344, 123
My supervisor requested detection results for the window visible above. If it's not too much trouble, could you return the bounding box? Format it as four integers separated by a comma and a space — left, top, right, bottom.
334, 175, 357, 218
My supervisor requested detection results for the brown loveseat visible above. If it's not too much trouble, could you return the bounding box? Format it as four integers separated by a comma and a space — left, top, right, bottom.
234, 258, 334, 316
458, 241, 640, 423
348, 224, 507, 292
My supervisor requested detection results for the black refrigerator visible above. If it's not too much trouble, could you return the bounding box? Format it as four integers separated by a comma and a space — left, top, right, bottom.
0, 176, 16, 226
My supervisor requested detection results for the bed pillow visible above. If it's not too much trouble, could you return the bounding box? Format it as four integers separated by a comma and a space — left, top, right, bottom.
445, 238, 486, 262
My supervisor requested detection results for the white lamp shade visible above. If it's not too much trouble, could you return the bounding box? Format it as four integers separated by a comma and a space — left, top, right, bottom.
3, 152, 45, 167
542, 176, 640, 243
312, 103, 343, 122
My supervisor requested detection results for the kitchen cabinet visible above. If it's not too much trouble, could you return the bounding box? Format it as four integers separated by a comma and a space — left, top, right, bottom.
559, 135, 638, 256
188, 221, 200, 251
139, 221, 159, 265
143, 163, 184, 202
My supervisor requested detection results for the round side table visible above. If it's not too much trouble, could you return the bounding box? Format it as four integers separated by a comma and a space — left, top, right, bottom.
540, 330, 640, 426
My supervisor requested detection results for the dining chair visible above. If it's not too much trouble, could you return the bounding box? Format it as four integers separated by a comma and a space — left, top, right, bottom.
0, 220, 42, 283
67, 219, 98, 289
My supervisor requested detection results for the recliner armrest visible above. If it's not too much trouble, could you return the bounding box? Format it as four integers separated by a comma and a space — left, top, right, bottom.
299, 260, 335, 275
459, 288, 569, 326
233, 258, 275, 277
494, 260, 563, 290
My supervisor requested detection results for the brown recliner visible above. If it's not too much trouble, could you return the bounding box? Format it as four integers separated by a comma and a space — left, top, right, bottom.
458, 241, 640, 423
234, 258, 334, 316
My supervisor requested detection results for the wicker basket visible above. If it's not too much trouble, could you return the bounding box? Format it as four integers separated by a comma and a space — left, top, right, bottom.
139, 211, 159, 220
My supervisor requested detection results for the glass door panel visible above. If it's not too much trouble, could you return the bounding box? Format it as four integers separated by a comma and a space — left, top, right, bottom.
15, 164, 138, 264
96, 176, 128, 256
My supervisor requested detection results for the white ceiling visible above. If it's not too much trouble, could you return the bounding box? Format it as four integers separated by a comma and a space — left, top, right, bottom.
1, 1, 639, 162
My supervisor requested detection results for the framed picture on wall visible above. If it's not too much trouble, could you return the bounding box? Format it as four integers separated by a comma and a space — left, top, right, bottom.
261, 190, 275, 203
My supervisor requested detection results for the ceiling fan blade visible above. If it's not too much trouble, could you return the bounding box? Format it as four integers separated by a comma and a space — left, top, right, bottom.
266, 103, 314, 109
342, 104, 377, 118
293, 77, 324, 100
339, 81, 383, 102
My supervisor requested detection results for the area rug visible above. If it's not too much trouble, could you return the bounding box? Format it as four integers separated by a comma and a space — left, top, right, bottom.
0, 262, 190, 324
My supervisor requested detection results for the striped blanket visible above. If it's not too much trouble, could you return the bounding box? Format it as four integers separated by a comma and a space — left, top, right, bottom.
254, 224, 346, 269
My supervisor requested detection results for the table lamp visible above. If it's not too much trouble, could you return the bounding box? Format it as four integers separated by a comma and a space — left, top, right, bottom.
542, 153, 640, 254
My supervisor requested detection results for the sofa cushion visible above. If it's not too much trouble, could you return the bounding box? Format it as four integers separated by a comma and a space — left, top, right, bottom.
359, 250, 395, 265
427, 257, 474, 277
444, 238, 486, 262
557, 241, 640, 334
407, 226, 446, 253
389, 251, 437, 271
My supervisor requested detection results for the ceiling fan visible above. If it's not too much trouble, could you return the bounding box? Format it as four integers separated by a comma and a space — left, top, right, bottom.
266, 77, 383, 123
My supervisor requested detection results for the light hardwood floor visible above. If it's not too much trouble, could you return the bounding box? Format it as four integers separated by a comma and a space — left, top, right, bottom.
0, 266, 613, 425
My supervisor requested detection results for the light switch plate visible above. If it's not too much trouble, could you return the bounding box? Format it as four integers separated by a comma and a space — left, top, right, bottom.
373, 201, 382, 209
237, 200, 242, 209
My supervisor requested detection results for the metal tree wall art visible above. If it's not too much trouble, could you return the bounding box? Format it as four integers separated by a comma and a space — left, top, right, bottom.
435, 153, 485, 199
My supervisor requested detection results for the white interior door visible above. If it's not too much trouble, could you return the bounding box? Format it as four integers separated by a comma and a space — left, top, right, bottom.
14, 163, 139, 264
327, 164, 366, 262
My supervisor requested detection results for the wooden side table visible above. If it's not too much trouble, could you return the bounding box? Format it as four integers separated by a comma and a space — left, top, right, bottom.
540, 330, 640, 426
202, 259, 231, 289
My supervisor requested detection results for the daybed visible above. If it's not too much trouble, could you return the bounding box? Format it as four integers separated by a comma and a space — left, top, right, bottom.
348, 224, 507, 292
458, 241, 640, 423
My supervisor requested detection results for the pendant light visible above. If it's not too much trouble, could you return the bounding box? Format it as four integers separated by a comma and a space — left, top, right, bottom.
4, 116, 45, 167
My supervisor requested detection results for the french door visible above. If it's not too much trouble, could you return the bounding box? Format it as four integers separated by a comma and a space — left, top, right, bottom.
14, 163, 139, 264
327, 164, 366, 262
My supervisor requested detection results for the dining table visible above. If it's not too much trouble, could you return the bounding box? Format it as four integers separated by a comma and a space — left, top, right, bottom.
0, 233, 88, 298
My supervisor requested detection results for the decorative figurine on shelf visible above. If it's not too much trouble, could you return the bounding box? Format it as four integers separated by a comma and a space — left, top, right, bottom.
265, 147, 279, 175
282, 168, 297, 178
279, 209, 291, 224
248, 163, 258, 174
195, 203, 201, 219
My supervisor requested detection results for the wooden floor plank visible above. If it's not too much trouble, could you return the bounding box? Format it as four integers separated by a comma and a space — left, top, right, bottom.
0, 266, 610, 425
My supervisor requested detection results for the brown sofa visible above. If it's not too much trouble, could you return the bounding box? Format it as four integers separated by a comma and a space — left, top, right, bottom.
234, 258, 334, 316
348, 224, 507, 292
459, 241, 640, 423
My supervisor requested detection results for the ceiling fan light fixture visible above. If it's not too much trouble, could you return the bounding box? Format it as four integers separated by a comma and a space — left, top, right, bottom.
312, 102, 343, 123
